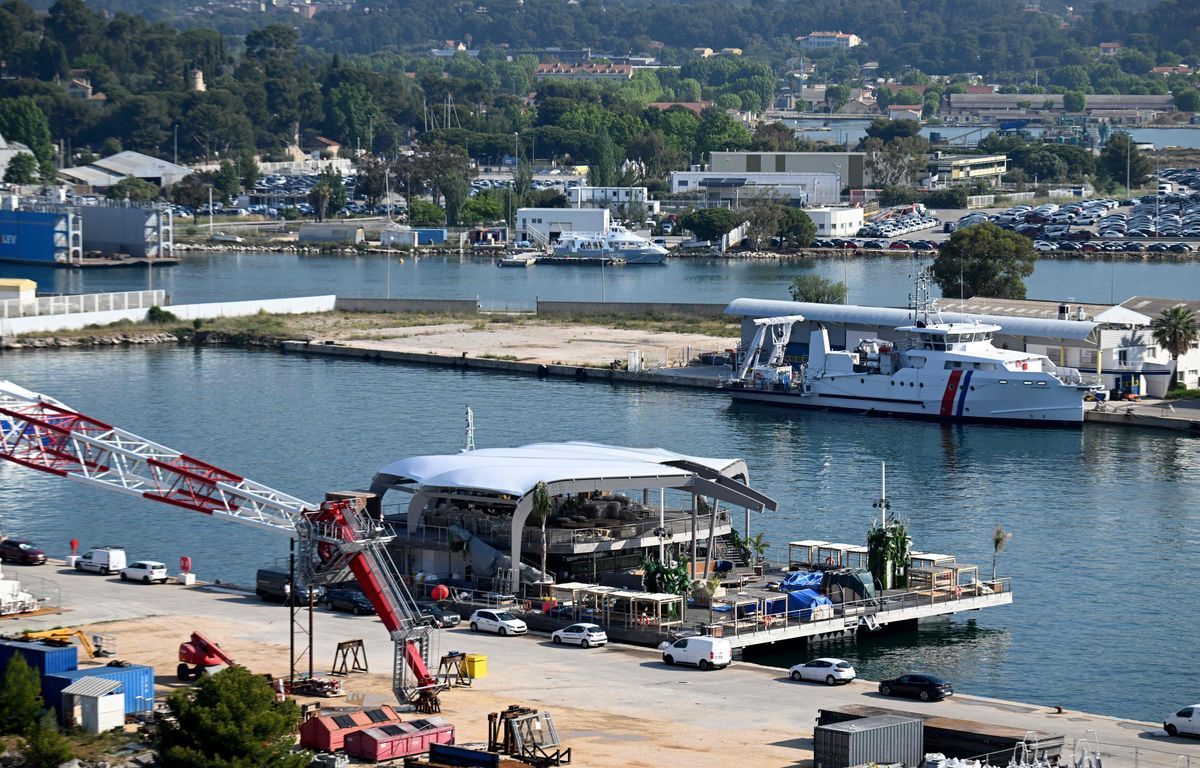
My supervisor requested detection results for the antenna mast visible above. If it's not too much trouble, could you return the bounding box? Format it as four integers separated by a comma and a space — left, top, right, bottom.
872, 461, 890, 528
464, 405, 475, 452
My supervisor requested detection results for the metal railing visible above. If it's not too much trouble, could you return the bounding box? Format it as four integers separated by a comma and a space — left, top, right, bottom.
0, 290, 167, 319
698, 577, 1012, 641
968, 736, 1195, 768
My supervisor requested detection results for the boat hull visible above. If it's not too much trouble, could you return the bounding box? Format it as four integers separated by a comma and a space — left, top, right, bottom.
552, 249, 666, 265
729, 386, 1087, 425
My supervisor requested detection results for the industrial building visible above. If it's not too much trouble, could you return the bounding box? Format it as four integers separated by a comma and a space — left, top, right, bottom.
534, 63, 634, 82
669, 152, 868, 204
76, 200, 174, 259
796, 31, 863, 49
60, 151, 193, 193
945, 93, 1175, 121
0, 133, 35, 181
566, 186, 659, 218
0, 205, 82, 265
516, 207, 608, 244
925, 153, 1009, 188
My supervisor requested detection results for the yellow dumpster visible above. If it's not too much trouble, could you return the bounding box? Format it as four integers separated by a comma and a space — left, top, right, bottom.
465, 654, 487, 679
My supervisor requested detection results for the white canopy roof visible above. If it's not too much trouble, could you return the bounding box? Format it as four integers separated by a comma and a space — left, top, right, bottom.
725, 298, 1099, 342
376, 441, 750, 500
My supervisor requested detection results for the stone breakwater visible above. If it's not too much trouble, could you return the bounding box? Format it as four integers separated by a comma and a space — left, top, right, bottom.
1, 331, 290, 350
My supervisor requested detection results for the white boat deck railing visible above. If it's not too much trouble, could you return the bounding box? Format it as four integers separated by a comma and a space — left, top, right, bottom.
0, 290, 167, 319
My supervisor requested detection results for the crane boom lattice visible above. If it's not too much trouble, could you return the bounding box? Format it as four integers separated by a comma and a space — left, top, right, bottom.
0, 380, 438, 704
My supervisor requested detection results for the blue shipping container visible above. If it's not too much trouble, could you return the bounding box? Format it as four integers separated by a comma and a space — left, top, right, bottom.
0, 639, 79, 677
42, 664, 155, 714
0, 210, 68, 265
412, 227, 447, 245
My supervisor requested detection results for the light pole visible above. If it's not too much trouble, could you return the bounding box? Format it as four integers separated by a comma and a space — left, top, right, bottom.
1125, 134, 1130, 193
173, 124, 178, 166
834, 163, 842, 205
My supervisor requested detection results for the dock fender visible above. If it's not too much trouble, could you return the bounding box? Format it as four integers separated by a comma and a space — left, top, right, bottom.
574, 367, 587, 381
537, 364, 549, 378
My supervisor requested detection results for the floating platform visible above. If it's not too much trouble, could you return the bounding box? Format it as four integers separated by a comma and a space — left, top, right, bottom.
72, 256, 180, 269
535, 255, 626, 266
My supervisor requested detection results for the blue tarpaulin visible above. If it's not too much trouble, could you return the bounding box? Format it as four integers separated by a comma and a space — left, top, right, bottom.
787, 589, 833, 621
781, 570, 823, 590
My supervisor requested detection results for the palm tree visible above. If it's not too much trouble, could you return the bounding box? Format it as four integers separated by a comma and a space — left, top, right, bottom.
991, 525, 1012, 582
1151, 306, 1199, 386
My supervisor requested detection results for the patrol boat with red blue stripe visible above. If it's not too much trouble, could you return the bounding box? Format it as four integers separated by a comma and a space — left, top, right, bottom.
727, 276, 1102, 424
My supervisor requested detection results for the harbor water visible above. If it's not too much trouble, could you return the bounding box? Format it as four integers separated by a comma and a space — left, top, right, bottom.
1, 346, 1196, 723
3, 251, 1200, 307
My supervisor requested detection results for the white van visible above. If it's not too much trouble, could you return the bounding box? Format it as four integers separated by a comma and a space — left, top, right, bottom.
660, 636, 732, 670
1165, 704, 1200, 736
75, 547, 127, 575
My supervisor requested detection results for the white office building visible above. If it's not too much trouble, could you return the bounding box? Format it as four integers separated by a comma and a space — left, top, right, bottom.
516, 207, 609, 244
566, 186, 660, 218
806, 207, 864, 238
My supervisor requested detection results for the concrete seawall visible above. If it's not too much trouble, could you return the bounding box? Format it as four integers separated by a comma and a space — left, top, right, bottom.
333, 297, 479, 314
535, 300, 729, 318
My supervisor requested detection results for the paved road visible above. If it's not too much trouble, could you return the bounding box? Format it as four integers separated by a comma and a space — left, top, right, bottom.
6, 563, 1199, 768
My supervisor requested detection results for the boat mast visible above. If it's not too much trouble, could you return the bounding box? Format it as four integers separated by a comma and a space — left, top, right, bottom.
873, 461, 890, 528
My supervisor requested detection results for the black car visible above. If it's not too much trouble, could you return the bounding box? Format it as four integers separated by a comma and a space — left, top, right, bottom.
0, 539, 47, 565
323, 588, 377, 615
415, 601, 462, 628
879, 673, 953, 701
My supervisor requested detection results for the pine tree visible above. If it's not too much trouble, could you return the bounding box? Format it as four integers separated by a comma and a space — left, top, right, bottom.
0, 654, 45, 736
23, 711, 74, 768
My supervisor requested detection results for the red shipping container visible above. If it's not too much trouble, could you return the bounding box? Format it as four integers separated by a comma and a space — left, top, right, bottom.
343, 718, 455, 762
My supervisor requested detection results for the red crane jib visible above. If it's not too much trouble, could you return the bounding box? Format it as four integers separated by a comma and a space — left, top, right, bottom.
179, 630, 238, 667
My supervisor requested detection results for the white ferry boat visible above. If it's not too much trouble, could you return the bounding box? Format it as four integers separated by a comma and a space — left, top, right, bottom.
728, 277, 1103, 425
552, 225, 668, 264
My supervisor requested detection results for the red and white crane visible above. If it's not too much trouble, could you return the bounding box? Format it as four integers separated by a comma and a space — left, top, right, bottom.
0, 380, 438, 703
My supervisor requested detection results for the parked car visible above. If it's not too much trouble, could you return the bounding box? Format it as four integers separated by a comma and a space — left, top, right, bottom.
415, 601, 461, 628
789, 658, 856, 685
878, 673, 953, 701
1164, 705, 1200, 736
658, 636, 732, 670
469, 609, 527, 636
324, 588, 376, 615
0, 538, 47, 565
551, 623, 608, 648
120, 561, 168, 583
74, 547, 126, 575
254, 568, 326, 604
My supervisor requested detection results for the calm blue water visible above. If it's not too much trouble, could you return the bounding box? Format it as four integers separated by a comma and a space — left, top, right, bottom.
3, 251, 1199, 307
786, 119, 1200, 149
1, 346, 1197, 722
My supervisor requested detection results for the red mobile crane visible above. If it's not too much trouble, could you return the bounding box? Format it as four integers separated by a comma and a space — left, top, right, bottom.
0, 381, 438, 703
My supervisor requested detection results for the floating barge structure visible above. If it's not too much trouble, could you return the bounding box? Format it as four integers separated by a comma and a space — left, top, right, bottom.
0, 196, 175, 267
363, 441, 1011, 652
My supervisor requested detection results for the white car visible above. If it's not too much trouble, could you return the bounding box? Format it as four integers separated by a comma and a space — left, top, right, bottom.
551, 623, 608, 648
1164, 704, 1200, 736
469, 609, 527, 636
121, 561, 169, 583
789, 657, 856, 685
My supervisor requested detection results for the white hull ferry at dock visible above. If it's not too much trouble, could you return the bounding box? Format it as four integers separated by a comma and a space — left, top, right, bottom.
727, 276, 1104, 425
552, 225, 668, 264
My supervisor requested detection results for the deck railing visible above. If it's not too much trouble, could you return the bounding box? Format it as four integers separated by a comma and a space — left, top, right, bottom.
698, 577, 1012, 642
0, 290, 166, 319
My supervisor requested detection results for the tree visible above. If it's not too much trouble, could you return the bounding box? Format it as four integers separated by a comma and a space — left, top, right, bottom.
23, 711, 73, 768
3, 152, 39, 184
513, 157, 533, 207
789, 274, 847, 304
778, 208, 815, 248
0, 654, 44, 736
107, 177, 161, 202
0, 97, 54, 172
1063, 91, 1087, 113
863, 137, 926, 188
695, 107, 751, 159
317, 168, 348, 214
932, 222, 1037, 300
863, 117, 921, 144
680, 208, 741, 241
308, 183, 331, 222
409, 199, 445, 225
213, 160, 241, 201
439, 170, 470, 226
171, 172, 214, 215
1100, 133, 1152, 188
155, 666, 308, 768
824, 84, 850, 113
991, 525, 1012, 582
587, 129, 618, 187
1174, 89, 1200, 112
923, 187, 968, 209
355, 157, 388, 208
459, 191, 505, 225
1151, 306, 1198, 385
744, 197, 783, 251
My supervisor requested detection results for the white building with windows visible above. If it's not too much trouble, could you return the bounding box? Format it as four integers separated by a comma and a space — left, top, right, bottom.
668, 171, 839, 207
516, 207, 609, 245
566, 186, 659, 218
806, 207, 864, 238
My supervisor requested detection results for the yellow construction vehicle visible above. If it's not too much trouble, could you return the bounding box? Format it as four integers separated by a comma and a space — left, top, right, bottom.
19, 628, 115, 658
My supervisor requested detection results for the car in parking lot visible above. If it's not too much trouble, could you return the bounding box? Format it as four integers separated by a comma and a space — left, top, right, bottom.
120, 560, 169, 583
75, 547, 126, 575
324, 588, 377, 615
659, 636, 732, 670
415, 601, 461, 628
789, 658, 856, 685
551, 623, 608, 647
879, 673, 954, 701
0, 538, 47, 565
469, 609, 527, 636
